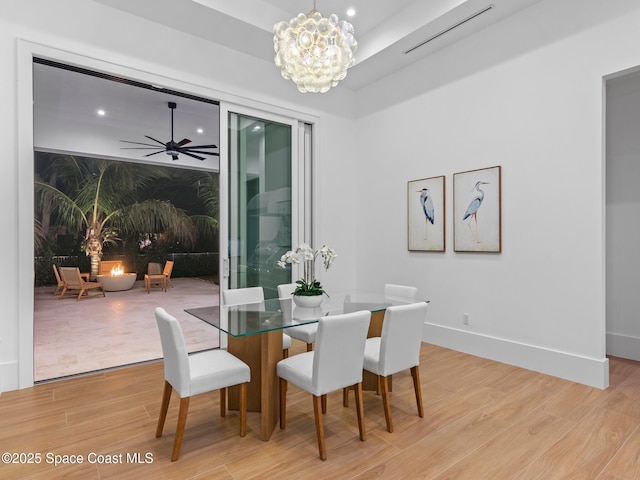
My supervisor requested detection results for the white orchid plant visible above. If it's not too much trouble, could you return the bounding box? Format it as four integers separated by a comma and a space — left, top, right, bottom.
277, 243, 337, 297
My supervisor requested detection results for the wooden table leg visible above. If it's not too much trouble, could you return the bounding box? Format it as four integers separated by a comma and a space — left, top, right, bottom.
363, 310, 392, 392
227, 330, 282, 441
260, 330, 281, 441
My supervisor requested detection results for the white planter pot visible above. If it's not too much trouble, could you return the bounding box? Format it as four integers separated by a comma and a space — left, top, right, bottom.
293, 295, 324, 308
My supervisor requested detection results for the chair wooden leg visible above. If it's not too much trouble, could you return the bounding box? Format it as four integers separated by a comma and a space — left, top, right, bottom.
380, 375, 393, 433
411, 366, 424, 418
354, 383, 366, 441
239, 383, 247, 437
313, 395, 327, 461
306, 343, 313, 352
343, 387, 349, 407
156, 381, 172, 438
220, 388, 226, 417
279, 378, 287, 429
321, 394, 328, 414
171, 397, 190, 462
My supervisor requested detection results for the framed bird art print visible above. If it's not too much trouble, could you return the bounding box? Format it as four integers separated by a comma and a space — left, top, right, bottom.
453, 166, 502, 253
407, 175, 445, 252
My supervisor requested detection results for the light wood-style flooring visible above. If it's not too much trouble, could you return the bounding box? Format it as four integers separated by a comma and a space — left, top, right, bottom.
2, 343, 640, 479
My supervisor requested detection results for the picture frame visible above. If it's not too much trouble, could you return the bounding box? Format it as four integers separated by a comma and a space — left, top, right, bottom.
407, 175, 445, 252
453, 166, 501, 252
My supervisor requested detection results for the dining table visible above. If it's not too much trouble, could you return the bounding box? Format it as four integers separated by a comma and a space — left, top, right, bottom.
185, 292, 428, 441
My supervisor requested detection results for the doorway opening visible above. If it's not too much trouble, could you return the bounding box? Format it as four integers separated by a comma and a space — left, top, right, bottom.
33, 60, 221, 381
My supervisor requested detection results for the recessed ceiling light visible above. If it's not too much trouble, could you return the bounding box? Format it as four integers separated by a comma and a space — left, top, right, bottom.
196, 128, 204, 134
346, 7, 356, 17
97, 109, 106, 116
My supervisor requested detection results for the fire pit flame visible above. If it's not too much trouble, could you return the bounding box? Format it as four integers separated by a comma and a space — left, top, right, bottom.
110, 265, 124, 276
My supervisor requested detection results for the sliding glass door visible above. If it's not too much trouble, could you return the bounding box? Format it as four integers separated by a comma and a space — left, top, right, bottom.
221, 106, 308, 299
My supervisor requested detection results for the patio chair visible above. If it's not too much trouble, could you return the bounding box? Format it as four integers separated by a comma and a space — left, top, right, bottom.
163, 260, 174, 289
145, 262, 168, 293
59, 267, 105, 301
52, 264, 65, 296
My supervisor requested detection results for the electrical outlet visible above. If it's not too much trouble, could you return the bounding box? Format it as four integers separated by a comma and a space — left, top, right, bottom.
463, 313, 470, 325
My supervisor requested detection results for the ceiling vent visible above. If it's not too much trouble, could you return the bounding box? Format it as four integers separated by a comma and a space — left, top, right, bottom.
403, 4, 495, 55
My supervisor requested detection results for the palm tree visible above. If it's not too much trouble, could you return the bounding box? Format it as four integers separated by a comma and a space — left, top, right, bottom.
35, 155, 196, 279
182, 170, 220, 244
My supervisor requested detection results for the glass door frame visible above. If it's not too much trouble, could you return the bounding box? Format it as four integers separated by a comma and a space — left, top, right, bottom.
219, 102, 311, 348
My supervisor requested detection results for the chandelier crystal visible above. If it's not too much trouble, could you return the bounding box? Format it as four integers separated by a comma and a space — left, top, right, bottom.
273, 1, 357, 93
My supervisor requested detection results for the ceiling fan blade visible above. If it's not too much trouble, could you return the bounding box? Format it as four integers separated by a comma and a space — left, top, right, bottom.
183, 149, 220, 156
144, 135, 167, 146
120, 140, 161, 147
184, 144, 218, 149
143, 151, 165, 157
121, 147, 165, 150
180, 151, 206, 161
177, 138, 192, 147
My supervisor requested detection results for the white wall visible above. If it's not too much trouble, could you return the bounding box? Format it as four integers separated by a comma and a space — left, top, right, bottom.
0, 0, 358, 391
354, 0, 640, 388
606, 69, 640, 360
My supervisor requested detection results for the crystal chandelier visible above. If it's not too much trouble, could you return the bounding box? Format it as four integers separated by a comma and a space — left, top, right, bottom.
273, 1, 357, 93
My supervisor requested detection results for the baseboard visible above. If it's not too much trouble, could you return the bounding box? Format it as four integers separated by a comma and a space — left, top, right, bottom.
606, 332, 640, 361
423, 323, 609, 389
0, 360, 19, 393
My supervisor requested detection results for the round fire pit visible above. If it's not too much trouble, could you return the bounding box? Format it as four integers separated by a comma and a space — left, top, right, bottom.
95, 273, 137, 292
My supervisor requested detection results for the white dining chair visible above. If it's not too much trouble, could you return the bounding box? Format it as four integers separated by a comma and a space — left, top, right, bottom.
154, 307, 251, 461
222, 287, 292, 358
277, 310, 371, 461
363, 302, 428, 432
384, 283, 419, 303
277, 282, 317, 352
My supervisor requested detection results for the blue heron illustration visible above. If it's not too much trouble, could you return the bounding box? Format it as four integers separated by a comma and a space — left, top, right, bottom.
418, 188, 434, 239
463, 181, 489, 242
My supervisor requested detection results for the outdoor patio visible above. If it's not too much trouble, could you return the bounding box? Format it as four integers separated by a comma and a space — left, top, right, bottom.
34, 277, 220, 382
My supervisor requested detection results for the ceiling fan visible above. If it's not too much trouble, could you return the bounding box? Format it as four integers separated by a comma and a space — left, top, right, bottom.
120, 101, 219, 161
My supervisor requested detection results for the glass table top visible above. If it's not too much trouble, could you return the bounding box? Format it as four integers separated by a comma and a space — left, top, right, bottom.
185, 292, 429, 337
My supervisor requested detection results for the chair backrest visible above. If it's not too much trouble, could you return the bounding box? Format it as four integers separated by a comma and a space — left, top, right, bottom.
222, 287, 265, 307
384, 284, 419, 303
163, 260, 174, 277
311, 310, 371, 396
378, 302, 429, 376
53, 264, 63, 284
59, 267, 82, 287
277, 283, 298, 299
155, 307, 191, 397
148, 262, 162, 275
